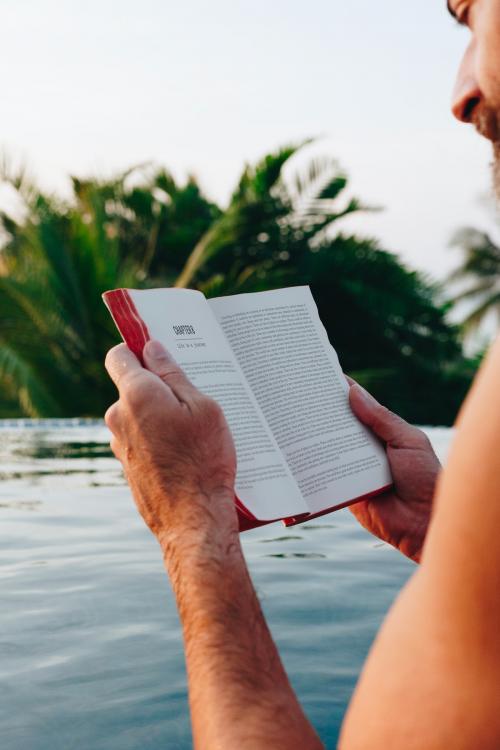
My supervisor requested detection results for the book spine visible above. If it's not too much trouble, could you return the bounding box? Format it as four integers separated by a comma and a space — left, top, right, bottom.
103, 289, 151, 364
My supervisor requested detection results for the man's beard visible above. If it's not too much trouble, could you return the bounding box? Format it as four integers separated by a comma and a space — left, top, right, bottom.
472, 105, 500, 202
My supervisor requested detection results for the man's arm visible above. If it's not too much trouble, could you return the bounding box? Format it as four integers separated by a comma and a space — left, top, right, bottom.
105, 340, 323, 750
340, 336, 500, 749
170, 530, 323, 750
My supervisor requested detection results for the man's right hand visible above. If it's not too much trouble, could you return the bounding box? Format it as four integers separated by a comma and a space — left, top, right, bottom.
348, 382, 441, 563
104, 340, 238, 561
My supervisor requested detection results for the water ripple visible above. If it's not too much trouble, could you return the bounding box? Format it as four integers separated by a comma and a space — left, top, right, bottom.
0, 421, 451, 750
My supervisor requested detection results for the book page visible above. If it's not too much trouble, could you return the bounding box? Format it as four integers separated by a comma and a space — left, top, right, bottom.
116, 289, 308, 521
209, 286, 391, 515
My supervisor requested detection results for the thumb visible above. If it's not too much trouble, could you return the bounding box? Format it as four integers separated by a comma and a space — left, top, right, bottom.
143, 339, 195, 402
349, 383, 413, 447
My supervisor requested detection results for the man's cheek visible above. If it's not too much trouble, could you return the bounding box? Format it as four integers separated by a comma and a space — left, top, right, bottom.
483, 64, 500, 108
479, 10, 500, 106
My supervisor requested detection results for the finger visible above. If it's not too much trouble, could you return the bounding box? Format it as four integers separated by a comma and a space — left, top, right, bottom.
143, 339, 197, 403
110, 435, 122, 460
349, 383, 422, 448
105, 344, 143, 390
104, 401, 122, 436
345, 374, 356, 387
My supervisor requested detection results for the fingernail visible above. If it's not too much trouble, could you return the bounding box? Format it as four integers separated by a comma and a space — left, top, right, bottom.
144, 339, 169, 359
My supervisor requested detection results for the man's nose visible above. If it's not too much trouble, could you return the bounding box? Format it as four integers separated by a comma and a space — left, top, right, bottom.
451, 41, 482, 123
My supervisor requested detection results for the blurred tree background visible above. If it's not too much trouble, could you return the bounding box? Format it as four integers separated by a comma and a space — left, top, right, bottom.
0, 143, 487, 423
448, 225, 500, 334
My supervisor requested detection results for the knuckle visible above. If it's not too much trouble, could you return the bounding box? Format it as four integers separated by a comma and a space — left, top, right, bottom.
201, 395, 223, 420
158, 364, 182, 382
104, 343, 126, 369
413, 427, 433, 450
109, 435, 120, 458
122, 371, 151, 405
104, 402, 119, 428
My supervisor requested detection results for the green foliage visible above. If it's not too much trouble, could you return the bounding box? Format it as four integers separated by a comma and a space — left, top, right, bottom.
69, 164, 221, 282
176, 143, 475, 425
0, 163, 136, 416
448, 226, 500, 333
176, 145, 364, 290
0, 145, 478, 423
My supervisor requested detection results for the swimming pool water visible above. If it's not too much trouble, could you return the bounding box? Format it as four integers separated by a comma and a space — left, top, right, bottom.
0, 422, 452, 749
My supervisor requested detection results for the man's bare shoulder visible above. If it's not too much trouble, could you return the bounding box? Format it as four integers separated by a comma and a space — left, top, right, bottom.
339, 333, 500, 750
456, 334, 500, 427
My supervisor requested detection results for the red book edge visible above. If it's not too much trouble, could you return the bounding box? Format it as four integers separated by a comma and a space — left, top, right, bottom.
102, 288, 391, 533
282, 483, 392, 527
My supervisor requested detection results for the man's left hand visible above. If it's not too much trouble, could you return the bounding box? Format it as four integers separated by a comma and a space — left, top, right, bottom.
104, 340, 238, 559
348, 381, 441, 563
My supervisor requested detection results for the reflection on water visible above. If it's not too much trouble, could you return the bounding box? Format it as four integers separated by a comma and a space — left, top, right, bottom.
14, 441, 113, 460
0, 420, 452, 750
0, 500, 42, 511
260, 535, 304, 543
302, 524, 337, 530
265, 552, 327, 559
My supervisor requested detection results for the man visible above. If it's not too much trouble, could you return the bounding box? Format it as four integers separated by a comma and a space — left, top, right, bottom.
104, 1, 500, 747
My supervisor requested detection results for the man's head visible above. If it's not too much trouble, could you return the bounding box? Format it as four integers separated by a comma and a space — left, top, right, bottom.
449, 0, 500, 198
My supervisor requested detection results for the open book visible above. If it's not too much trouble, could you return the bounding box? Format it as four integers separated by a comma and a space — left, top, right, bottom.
103, 286, 392, 531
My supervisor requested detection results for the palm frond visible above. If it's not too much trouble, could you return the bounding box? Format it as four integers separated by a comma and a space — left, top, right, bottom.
448, 279, 499, 304
0, 344, 62, 417
461, 291, 500, 334
448, 223, 500, 333
449, 227, 500, 279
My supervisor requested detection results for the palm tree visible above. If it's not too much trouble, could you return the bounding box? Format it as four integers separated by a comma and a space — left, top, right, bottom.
0, 145, 476, 424
69, 164, 221, 282
448, 226, 500, 334
0, 161, 220, 416
0, 161, 137, 416
173, 143, 473, 424
175, 142, 365, 290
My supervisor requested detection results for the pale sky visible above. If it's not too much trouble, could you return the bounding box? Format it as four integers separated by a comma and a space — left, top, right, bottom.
1, 0, 498, 279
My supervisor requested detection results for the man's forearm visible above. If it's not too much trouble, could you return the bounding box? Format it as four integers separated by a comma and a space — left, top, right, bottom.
162, 513, 324, 750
